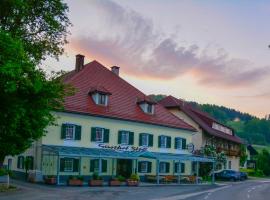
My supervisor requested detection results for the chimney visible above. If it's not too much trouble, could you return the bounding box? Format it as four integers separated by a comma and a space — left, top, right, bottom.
111, 66, 120, 76
75, 54, 85, 72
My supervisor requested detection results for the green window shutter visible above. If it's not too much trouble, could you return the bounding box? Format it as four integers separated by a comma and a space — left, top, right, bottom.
167, 136, 171, 148
60, 158, 65, 172
61, 124, 66, 139
181, 163, 185, 173
75, 125, 81, 140
73, 159, 79, 172
149, 134, 153, 147
174, 138, 178, 149
139, 133, 143, 146
102, 159, 107, 172
26, 156, 34, 170
21, 157, 25, 169
138, 161, 142, 173
129, 132, 134, 145
91, 127, 96, 141
90, 159, 95, 172
17, 156, 21, 169
118, 131, 122, 144
158, 136, 161, 148
182, 138, 186, 149
147, 162, 152, 173
174, 162, 177, 173
103, 129, 110, 143
166, 162, 170, 173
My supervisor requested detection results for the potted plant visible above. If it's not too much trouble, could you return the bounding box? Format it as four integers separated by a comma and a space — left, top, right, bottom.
126, 174, 140, 186
109, 175, 125, 186
68, 175, 83, 186
44, 175, 56, 185
88, 172, 103, 186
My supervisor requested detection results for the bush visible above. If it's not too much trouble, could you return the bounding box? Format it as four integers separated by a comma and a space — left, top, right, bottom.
68, 175, 83, 181
92, 172, 102, 180
129, 174, 140, 181
0, 169, 10, 176
117, 175, 126, 182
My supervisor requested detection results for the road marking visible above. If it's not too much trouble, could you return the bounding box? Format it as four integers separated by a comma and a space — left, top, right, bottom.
151, 185, 231, 200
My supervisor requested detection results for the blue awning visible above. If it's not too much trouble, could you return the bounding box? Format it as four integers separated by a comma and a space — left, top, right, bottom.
42, 145, 214, 162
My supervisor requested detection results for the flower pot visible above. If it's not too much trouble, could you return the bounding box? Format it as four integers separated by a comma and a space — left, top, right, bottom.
109, 180, 121, 186
126, 179, 139, 186
45, 177, 56, 185
68, 179, 83, 186
88, 180, 103, 186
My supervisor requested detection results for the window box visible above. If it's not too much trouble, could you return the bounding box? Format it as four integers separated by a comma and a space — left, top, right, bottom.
44, 176, 56, 185
109, 179, 121, 186
88, 179, 103, 186
68, 176, 83, 186
126, 174, 139, 186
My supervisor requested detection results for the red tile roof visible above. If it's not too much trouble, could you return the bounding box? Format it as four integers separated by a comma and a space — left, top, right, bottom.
62, 61, 195, 131
159, 95, 243, 144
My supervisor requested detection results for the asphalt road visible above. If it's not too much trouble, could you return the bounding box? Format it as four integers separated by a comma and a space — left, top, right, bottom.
0, 179, 269, 200
184, 180, 270, 200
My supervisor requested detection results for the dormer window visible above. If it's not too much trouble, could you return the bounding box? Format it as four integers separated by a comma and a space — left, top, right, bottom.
137, 97, 156, 115
88, 86, 112, 106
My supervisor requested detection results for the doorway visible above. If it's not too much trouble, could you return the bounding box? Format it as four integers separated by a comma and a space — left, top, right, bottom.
117, 159, 132, 178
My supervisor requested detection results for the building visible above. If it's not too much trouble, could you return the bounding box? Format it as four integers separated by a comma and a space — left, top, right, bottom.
159, 96, 243, 171
4, 55, 213, 184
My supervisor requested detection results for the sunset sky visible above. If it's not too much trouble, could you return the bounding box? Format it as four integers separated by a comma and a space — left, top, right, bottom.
43, 0, 270, 118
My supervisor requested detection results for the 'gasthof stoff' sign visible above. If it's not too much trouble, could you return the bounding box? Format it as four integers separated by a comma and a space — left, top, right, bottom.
97, 143, 148, 152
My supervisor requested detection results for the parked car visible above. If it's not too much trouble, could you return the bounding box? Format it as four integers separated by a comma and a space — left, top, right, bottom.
214, 170, 241, 181
239, 172, 248, 180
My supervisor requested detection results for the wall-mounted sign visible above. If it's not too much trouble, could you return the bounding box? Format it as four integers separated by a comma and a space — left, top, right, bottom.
97, 143, 148, 152
187, 143, 195, 153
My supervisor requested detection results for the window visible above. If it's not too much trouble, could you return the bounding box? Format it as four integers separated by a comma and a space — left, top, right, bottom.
228, 161, 232, 169
147, 104, 153, 113
141, 162, 148, 173
174, 162, 185, 173
142, 134, 148, 146
90, 159, 107, 173
160, 136, 167, 148
159, 162, 169, 173
95, 128, 104, 142
159, 136, 171, 148
175, 137, 186, 150
65, 124, 75, 140
64, 159, 73, 172
91, 127, 109, 143
26, 156, 34, 170
98, 94, 107, 105
17, 156, 24, 169
121, 132, 129, 145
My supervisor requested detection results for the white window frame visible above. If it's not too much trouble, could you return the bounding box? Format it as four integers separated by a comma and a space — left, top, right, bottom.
141, 162, 148, 173
64, 158, 73, 172
18, 156, 24, 169
98, 94, 107, 105
142, 134, 149, 147
65, 124, 75, 140
159, 162, 166, 173
95, 128, 104, 143
160, 136, 167, 148
176, 138, 183, 150
121, 131, 129, 145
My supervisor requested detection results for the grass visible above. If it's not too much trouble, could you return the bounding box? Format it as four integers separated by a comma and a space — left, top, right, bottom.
253, 144, 270, 153
0, 184, 16, 192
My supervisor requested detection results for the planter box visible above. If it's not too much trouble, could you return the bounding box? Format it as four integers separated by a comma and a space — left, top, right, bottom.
109, 180, 121, 186
68, 179, 83, 186
44, 178, 56, 185
88, 180, 103, 186
126, 179, 139, 186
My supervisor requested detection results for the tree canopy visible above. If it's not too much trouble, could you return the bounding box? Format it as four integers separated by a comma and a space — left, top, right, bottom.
0, 0, 72, 165
0, 0, 71, 63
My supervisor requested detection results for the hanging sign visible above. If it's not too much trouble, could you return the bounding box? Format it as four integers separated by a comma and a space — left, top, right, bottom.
187, 143, 195, 153
97, 143, 148, 152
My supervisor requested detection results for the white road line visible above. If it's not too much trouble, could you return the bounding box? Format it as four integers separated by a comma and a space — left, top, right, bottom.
151, 185, 232, 200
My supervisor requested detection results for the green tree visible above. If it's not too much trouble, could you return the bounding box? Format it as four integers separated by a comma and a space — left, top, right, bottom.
257, 149, 270, 176
0, 31, 71, 166
0, 0, 71, 63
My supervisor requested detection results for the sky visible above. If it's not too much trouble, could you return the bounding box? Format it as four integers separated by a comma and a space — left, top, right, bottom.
43, 0, 270, 118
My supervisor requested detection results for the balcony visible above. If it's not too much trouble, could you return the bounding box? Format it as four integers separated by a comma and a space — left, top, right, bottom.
216, 147, 240, 157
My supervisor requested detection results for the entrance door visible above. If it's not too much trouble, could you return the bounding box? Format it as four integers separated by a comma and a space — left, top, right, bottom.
117, 159, 132, 178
